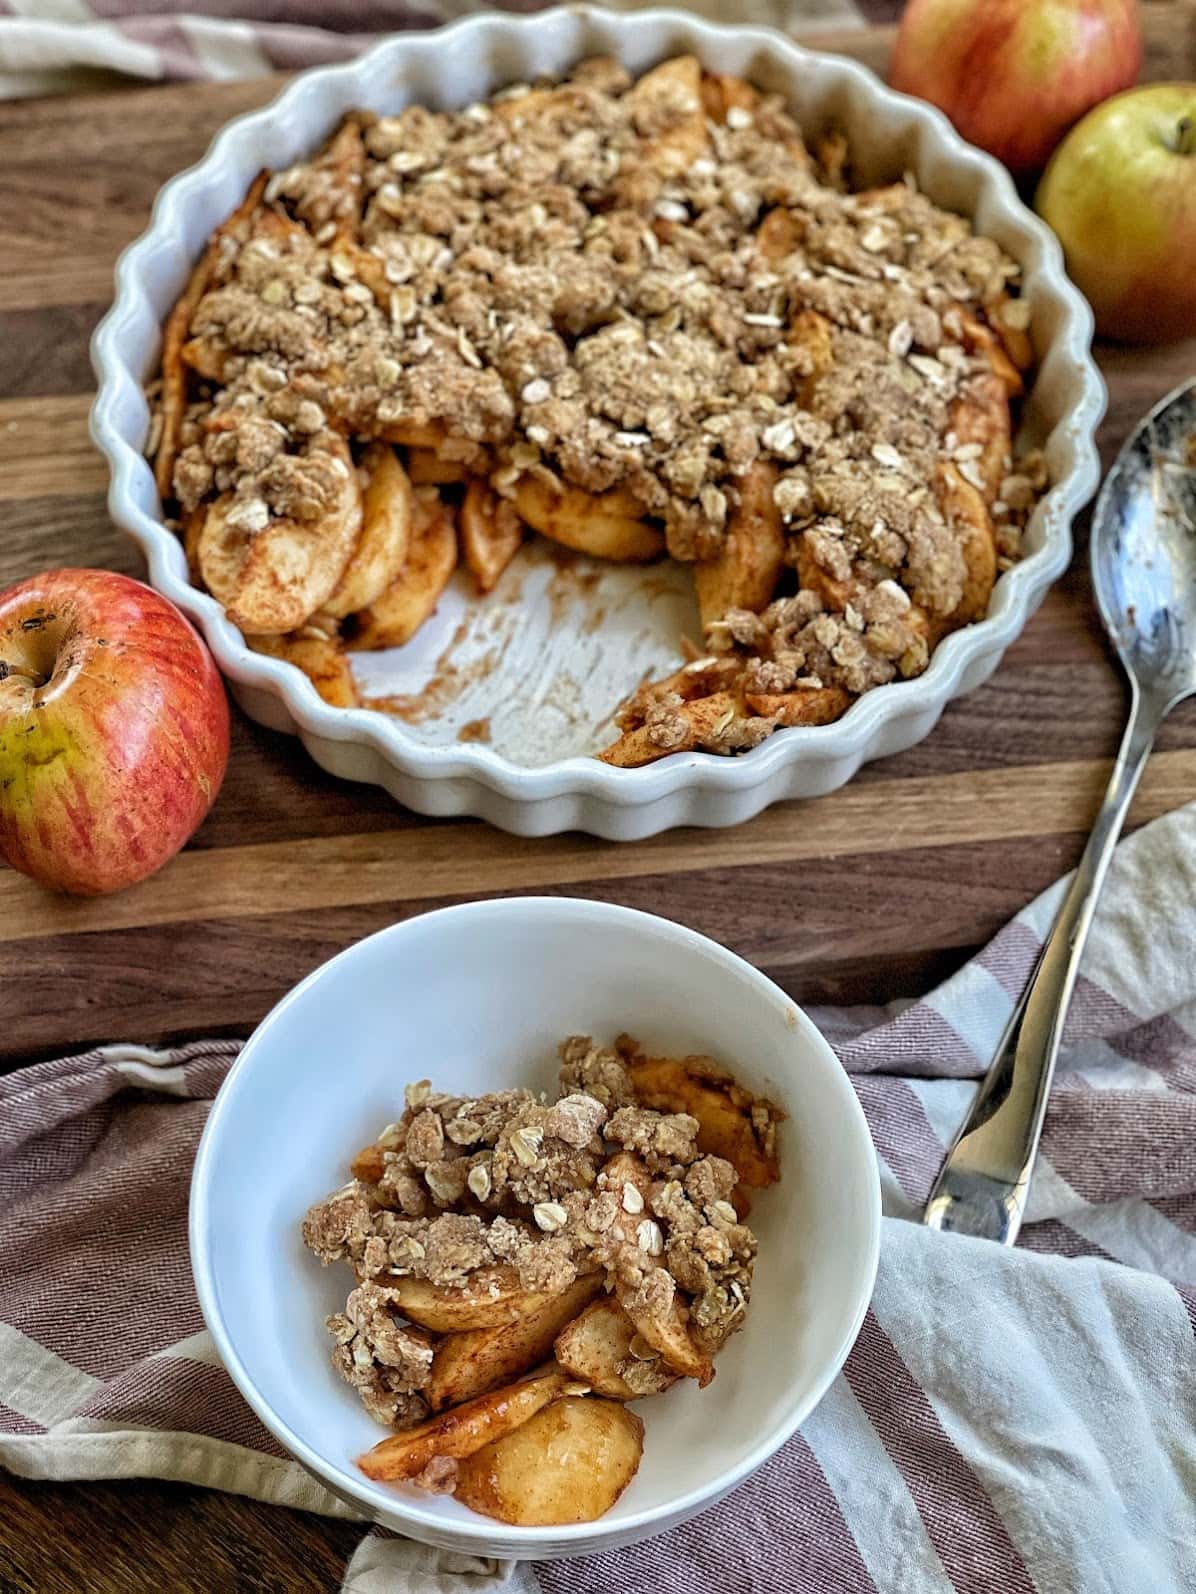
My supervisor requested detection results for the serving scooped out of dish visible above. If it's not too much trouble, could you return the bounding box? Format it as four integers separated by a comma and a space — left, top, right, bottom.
302, 1032, 782, 1525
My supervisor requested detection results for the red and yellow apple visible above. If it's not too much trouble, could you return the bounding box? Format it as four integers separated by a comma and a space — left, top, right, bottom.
890, 0, 1142, 173
0, 568, 229, 895
1037, 83, 1196, 343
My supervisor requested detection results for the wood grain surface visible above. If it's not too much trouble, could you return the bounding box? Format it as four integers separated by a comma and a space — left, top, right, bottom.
0, 8, 1194, 1590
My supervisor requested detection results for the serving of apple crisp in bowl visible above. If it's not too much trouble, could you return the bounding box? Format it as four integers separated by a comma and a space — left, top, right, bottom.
190, 897, 880, 1557
96, 8, 1102, 833
301, 1033, 781, 1523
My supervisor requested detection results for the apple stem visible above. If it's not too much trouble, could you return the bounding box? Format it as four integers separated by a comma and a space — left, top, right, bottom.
0, 660, 46, 688
1177, 116, 1195, 157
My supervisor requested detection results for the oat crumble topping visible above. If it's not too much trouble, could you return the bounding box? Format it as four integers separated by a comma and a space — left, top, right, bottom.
302, 1034, 782, 1427
158, 55, 1045, 757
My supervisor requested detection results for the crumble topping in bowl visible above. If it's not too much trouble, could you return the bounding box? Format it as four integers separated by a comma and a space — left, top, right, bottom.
300, 1033, 783, 1522
155, 55, 1045, 762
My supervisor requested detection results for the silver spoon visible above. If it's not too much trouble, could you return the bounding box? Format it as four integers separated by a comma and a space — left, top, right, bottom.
924, 377, 1196, 1244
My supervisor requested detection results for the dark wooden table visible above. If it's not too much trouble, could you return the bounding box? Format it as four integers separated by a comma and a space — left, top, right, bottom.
1, 8, 1195, 1589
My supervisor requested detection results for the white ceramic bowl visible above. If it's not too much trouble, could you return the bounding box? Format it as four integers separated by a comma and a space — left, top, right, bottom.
189, 897, 880, 1559
92, 5, 1105, 839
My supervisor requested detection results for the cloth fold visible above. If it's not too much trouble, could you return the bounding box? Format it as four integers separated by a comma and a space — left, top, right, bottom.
1, 804, 1194, 1591
0, 1, 874, 101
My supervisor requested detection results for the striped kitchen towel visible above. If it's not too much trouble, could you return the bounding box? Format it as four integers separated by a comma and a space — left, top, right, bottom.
1, 801, 1194, 1592
0, 0, 896, 102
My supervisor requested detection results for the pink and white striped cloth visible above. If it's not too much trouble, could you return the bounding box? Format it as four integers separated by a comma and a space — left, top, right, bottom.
2, 802, 1195, 1592
0, 0, 894, 101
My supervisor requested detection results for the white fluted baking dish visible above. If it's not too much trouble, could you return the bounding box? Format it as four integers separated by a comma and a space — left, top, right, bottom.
90, 5, 1105, 839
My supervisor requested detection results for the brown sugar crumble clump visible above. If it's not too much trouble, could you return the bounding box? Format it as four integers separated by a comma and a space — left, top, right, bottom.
302, 1034, 783, 1430
158, 54, 1045, 758
324, 1282, 435, 1427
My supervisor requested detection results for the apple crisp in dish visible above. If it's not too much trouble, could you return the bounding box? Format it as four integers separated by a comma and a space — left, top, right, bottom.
300, 1034, 782, 1524
152, 55, 1046, 766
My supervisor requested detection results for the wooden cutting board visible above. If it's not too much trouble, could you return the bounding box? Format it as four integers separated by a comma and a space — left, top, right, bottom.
1, 7, 1195, 1072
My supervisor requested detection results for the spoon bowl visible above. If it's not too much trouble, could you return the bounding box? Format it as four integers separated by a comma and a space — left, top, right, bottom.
1092, 378, 1196, 709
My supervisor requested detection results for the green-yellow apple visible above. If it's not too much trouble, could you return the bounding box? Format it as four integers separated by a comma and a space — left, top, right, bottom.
890, 0, 1142, 173
0, 568, 229, 895
1037, 83, 1196, 343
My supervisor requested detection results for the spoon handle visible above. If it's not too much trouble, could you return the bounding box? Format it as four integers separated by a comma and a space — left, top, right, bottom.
923, 687, 1162, 1244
